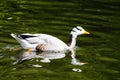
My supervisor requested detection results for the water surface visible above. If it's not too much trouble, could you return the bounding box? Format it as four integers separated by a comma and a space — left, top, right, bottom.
0, 0, 120, 80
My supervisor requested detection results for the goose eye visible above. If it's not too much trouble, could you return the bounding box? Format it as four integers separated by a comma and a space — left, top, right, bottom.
76, 27, 82, 31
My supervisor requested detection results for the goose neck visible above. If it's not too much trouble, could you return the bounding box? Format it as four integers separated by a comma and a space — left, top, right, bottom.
68, 34, 77, 49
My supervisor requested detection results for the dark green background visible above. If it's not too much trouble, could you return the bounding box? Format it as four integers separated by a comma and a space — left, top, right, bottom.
0, 0, 120, 80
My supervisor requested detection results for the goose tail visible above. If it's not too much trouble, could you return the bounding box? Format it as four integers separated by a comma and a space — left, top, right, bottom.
11, 33, 18, 39
10, 33, 33, 49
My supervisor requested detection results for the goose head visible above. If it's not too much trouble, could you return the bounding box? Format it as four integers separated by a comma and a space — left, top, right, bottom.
70, 26, 90, 38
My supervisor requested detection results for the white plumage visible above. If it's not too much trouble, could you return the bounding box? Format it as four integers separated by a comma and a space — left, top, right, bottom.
11, 26, 90, 52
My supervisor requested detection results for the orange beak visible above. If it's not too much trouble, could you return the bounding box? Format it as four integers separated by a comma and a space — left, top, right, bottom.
84, 31, 90, 34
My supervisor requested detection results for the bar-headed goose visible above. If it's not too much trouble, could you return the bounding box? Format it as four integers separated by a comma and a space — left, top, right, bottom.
11, 26, 90, 52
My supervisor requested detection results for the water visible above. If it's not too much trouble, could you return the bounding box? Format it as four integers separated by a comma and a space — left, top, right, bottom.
0, 0, 120, 80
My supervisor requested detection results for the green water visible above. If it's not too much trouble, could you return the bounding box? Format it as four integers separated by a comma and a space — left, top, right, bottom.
0, 0, 120, 80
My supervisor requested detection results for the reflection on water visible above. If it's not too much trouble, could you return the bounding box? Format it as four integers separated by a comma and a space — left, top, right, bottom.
72, 68, 82, 72
13, 48, 87, 66
0, 0, 119, 79
70, 49, 88, 65
13, 50, 66, 64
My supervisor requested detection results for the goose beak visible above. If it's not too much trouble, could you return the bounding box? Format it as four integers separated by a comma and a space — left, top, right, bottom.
84, 31, 90, 34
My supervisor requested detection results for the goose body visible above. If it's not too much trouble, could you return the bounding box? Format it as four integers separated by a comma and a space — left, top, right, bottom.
11, 26, 90, 52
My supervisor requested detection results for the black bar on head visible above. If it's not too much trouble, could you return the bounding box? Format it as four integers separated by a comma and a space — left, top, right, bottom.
76, 27, 81, 31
